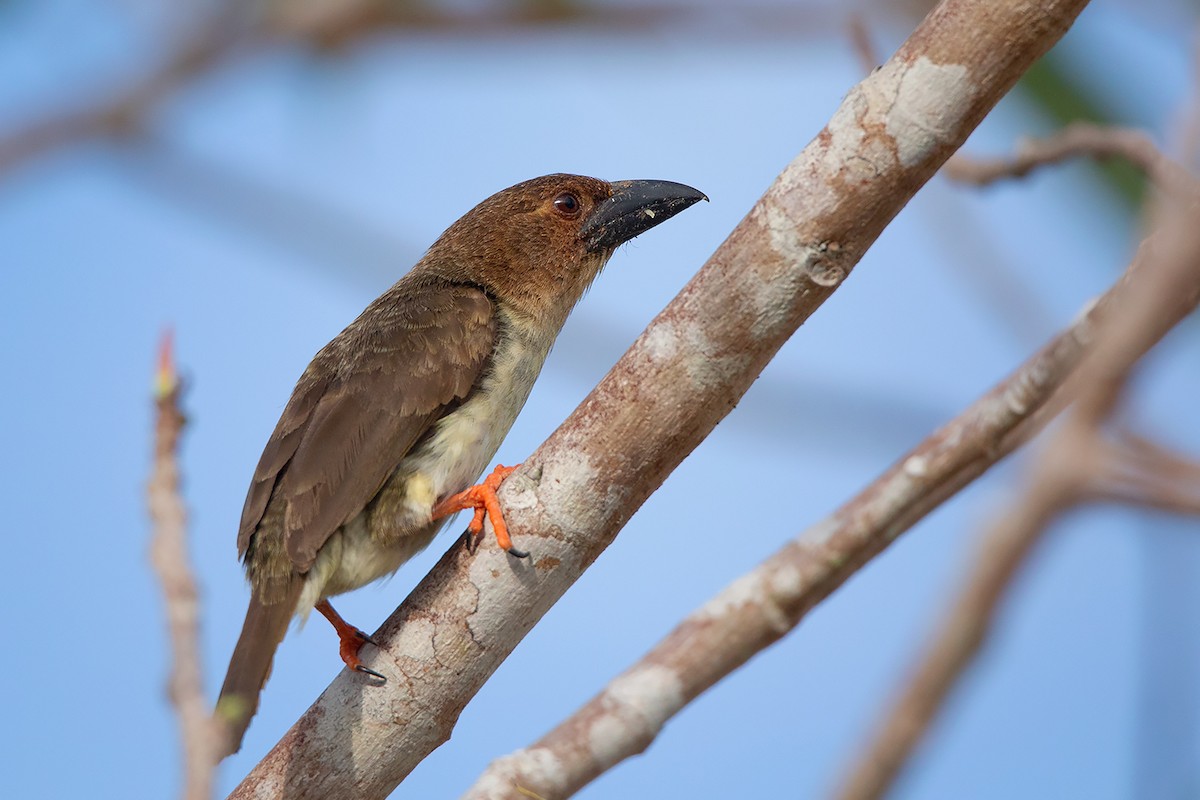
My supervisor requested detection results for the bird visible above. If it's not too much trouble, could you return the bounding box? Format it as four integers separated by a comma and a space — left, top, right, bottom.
215, 173, 706, 756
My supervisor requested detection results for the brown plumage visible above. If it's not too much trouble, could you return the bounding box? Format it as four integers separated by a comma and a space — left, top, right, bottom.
216, 173, 705, 756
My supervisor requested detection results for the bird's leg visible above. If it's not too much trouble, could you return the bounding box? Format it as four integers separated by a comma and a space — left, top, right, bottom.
315, 599, 385, 681
432, 463, 529, 558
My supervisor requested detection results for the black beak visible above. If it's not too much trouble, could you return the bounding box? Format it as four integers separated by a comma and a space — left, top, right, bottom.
581, 179, 708, 252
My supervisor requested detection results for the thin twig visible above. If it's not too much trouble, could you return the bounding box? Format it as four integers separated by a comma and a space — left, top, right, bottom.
1087, 435, 1200, 516
944, 122, 1196, 199
148, 331, 219, 800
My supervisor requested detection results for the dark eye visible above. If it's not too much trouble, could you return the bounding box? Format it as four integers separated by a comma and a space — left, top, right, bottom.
553, 192, 580, 216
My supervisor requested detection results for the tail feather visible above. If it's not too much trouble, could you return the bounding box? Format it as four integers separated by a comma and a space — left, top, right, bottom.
215, 584, 300, 758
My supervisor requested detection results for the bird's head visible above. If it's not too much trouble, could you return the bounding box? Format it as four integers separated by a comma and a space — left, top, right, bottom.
424, 173, 706, 327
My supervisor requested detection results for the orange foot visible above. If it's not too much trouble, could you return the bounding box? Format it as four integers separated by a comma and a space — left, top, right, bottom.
316, 599, 385, 681
431, 463, 528, 558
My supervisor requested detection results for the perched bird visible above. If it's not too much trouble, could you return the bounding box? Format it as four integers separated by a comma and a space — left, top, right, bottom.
216, 173, 706, 755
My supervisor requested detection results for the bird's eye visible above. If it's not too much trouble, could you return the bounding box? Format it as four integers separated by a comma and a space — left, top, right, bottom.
552, 192, 580, 216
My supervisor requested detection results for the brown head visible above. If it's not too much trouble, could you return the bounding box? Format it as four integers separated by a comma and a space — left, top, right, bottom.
418, 173, 706, 328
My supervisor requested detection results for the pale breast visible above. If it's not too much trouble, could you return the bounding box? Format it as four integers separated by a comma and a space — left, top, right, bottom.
360, 313, 552, 547
399, 322, 549, 515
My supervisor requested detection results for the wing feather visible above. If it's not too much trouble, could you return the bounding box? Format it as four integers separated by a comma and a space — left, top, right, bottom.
237, 281, 496, 572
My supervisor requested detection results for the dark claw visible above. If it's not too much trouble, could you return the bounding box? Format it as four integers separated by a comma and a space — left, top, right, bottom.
355, 630, 380, 647
354, 664, 387, 681
507, 546, 530, 559
462, 527, 484, 554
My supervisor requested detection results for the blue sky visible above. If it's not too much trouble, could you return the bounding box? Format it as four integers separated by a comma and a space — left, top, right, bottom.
1, 2, 1198, 798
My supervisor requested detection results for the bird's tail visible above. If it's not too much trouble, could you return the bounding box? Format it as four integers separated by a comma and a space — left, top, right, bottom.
215, 584, 300, 758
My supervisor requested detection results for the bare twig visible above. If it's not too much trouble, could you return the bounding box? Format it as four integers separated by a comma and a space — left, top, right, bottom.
1087, 434, 1200, 516
148, 332, 219, 799
230, 1, 1092, 797
945, 122, 1195, 200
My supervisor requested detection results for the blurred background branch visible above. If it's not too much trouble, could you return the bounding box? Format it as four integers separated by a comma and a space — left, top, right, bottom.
148, 331, 220, 800
0, 0, 865, 178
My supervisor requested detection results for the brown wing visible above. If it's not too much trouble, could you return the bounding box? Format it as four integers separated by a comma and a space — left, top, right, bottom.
237, 281, 496, 572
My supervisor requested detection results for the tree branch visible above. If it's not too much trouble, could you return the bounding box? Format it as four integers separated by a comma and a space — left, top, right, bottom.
229, 1, 1092, 797
945, 122, 1194, 199
1087, 434, 1200, 516
148, 332, 220, 799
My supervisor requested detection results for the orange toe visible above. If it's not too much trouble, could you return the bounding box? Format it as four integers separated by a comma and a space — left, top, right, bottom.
316, 599, 385, 680
432, 463, 526, 556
